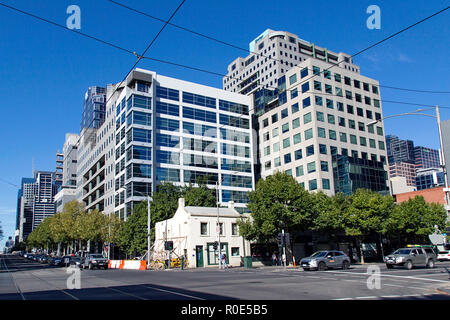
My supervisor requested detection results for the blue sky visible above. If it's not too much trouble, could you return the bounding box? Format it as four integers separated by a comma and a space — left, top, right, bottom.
0, 0, 449, 249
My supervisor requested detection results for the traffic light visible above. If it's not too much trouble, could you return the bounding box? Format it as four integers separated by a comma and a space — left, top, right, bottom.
277, 233, 284, 247
164, 241, 173, 251
213, 241, 218, 250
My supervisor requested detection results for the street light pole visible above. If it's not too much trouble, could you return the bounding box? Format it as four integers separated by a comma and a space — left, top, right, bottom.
147, 195, 151, 267
216, 181, 222, 269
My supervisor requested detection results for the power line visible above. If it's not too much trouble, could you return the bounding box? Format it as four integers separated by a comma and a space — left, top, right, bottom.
63, 0, 186, 163
106, 0, 450, 95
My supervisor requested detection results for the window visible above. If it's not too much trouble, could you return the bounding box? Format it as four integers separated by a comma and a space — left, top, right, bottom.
316, 111, 324, 122
263, 118, 269, 128
306, 145, 314, 157
307, 161, 316, 173
372, 85, 379, 94
301, 82, 310, 93
313, 66, 320, 75
379, 140, 385, 150
350, 134, 357, 145
360, 136, 367, 146
349, 119, 356, 129
272, 113, 278, 123
305, 128, 313, 140
296, 165, 304, 177
347, 105, 354, 114
319, 144, 327, 154
264, 146, 270, 156
321, 161, 329, 172
293, 118, 300, 129
231, 247, 240, 257
303, 113, 312, 124
184, 106, 216, 123
301, 67, 308, 78
345, 90, 353, 100
293, 133, 301, 144
344, 77, 351, 85
289, 73, 297, 85
357, 107, 364, 117
353, 79, 360, 88
156, 86, 179, 101
324, 70, 331, 79
365, 96, 371, 105
338, 117, 346, 127
336, 87, 343, 97
291, 103, 299, 114
325, 84, 332, 94
327, 114, 335, 124
339, 132, 347, 142
369, 139, 376, 148
318, 127, 326, 138
283, 137, 290, 148
200, 223, 208, 235
376, 126, 383, 136
303, 97, 311, 108
281, 108, 289, 119
358, 122, 365, 131
363, 82, 370, 91
284, 153, 292, 164
183, 92, 216, 109
282, 123, 289, 133
274, 157, 281, 167
314, 80, 322, 91
334, 73, 341, 82
290, 88, 298, 99
367, 124, 374, 133
329, 130, 337, 140
315, 96, 323, 106
273, 141, 280, 152
156, 101, 179, 116
326, 99, 334, 109
291, 146, 303, 160
366, 110, 373, 119
322, 179, 330, 190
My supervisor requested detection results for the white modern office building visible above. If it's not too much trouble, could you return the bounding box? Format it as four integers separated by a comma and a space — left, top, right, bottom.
76, 68, 254, 219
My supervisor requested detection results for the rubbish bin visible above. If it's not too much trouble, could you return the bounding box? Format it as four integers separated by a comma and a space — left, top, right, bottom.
243, 256, 253, 268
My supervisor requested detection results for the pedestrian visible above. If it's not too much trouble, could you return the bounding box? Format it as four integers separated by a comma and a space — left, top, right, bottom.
272, 253, 277, 266
222, 253, 228, 268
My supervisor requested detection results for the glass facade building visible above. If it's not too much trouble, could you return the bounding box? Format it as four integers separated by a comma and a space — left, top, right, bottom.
81, 86, 106, 131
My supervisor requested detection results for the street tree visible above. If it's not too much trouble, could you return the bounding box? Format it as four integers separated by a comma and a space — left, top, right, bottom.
342, 189, 395, 263
239, 171, 314, 243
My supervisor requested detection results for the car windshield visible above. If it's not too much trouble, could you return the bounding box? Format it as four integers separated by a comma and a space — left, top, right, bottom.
90, 254, 104, 259
393, 249, 411, 255
310, 251, 328, 258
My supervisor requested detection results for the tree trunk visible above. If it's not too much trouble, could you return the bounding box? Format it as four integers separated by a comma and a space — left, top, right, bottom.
358, 238, 365, 264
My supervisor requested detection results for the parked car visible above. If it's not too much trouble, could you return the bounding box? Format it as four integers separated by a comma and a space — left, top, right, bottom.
384, 245, 437, 269
300, 250, 351, 271
437, 250, 450, 262
69, 256, 82, 268
81, 253, 108, 270
49, 256, 64, 266
40, 255, 49, 264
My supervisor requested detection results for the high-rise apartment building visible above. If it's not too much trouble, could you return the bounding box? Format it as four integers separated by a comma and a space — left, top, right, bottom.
77, 69, 254, 219
223, 30, 388, 195
386, 135, 415, 164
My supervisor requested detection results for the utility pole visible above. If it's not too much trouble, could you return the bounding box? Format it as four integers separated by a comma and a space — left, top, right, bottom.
147, 195, 151, 266
216, 181, 222, 269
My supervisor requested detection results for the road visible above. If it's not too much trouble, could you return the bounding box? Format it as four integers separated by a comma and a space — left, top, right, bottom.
1, 254, 450, 300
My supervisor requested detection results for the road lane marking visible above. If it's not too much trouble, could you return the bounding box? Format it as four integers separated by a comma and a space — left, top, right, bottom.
1, 255, 25, 300
141, 285, 205, 300
107, 287, 146, 300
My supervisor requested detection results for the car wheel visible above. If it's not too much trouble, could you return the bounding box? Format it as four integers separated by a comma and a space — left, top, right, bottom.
342, 261, 350, 270
404, 260, 413, 270
318, 262, 326, 271
302, 268, 309, 271
426, 259, 435, 268
386, 264, 394, 269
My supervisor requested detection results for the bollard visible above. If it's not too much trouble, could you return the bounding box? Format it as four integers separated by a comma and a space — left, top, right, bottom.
181, 256, 184, 270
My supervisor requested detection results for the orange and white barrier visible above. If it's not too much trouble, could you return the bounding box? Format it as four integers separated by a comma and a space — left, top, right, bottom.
108, 260, 147, 270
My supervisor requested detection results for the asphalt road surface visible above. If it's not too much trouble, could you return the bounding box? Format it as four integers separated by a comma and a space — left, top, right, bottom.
1, 254, 450, 300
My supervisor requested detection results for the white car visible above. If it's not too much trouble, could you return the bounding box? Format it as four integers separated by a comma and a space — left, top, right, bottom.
437, 251, 450, 261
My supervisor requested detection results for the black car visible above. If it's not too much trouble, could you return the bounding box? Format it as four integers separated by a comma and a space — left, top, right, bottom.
49, 256, 64, 266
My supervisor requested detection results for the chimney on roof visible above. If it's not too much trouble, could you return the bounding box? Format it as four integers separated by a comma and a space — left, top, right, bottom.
178, 197, 185, 209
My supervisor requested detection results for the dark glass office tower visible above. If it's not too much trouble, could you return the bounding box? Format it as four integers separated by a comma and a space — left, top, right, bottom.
386, 135, 415, 164
81, 86, 106, 130
332, 154, 389, 195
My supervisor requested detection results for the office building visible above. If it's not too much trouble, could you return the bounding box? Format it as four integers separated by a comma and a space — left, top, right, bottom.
17, 171, 58, 241
223, 30, 388, 195
81, 86, 106, 131
389, 161, 416, 187
54, 133, 79, 212
414, 146, 440, 170
77, 68, 254, 219
386, 135, 415, 164
415, 168, 445, 191
441, 119, 450, 184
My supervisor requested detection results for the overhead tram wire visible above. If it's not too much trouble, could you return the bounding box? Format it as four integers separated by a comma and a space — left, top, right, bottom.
54, 0, 186, 162
106, 0, 450, 95
1, 2, 448, 161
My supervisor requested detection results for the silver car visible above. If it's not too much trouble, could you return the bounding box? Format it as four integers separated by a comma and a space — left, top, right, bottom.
384, 247, 436, 269
300, 250, 351, 271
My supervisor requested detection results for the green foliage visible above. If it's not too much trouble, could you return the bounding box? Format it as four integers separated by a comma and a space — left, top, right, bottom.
311, 192, 346, 236
241, 172, 314, 243
384, 196, 447, 243
117, 201, 149, 256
